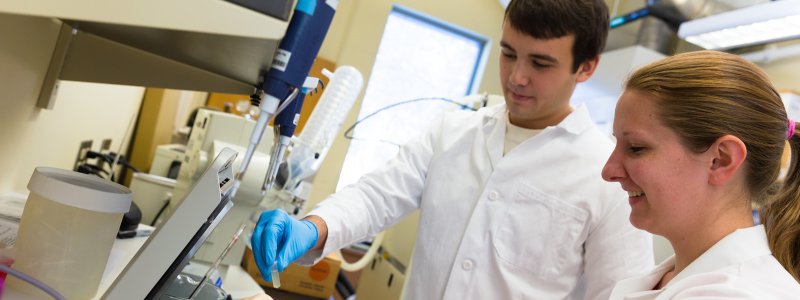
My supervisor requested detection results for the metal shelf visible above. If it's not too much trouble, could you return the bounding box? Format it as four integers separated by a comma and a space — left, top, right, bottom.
0, 0, 293, 108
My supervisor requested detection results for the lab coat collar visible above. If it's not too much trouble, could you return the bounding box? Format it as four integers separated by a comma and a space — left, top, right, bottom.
482, 103, 593, 135
666, 225, 771, 287
610, 256, 675, 299
480, 103, 594, 169
558, 103, 593, 135
483, 105, 505, 170
610, 226, 771, 299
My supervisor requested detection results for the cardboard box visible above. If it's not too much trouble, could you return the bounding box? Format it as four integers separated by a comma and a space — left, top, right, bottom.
242, 248, 340, 299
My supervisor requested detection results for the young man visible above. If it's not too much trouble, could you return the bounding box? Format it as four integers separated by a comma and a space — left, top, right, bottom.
251, 0, 654, 298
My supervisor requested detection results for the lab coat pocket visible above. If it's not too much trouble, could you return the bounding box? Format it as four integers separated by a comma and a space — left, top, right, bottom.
492, 183, 589, 277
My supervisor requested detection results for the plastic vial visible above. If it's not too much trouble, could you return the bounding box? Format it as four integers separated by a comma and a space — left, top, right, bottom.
271, 262, 281, 288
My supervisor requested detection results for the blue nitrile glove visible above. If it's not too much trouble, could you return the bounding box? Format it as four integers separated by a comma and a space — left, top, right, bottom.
251, 209, 318, 281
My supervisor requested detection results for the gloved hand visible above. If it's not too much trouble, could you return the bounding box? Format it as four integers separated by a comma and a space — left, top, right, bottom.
251, 209, 319, 281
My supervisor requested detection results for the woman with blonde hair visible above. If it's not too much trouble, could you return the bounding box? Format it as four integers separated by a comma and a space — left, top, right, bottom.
602, 50, 800, 298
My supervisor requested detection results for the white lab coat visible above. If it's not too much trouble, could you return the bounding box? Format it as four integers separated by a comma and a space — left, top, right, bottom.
300, 103, 654, 299
609, 225, 800, 299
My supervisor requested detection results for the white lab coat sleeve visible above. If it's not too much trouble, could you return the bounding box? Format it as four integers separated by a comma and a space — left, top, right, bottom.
582, 192, 654, 300
295, 115, 444, 265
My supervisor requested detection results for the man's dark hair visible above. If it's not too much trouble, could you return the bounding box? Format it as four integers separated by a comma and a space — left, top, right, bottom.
504, 0, 609, 72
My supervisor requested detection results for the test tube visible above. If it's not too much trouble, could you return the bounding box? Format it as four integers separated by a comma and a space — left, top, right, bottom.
271, 262, 281, 288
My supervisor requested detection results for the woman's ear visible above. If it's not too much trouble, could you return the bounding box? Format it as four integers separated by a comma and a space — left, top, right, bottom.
708, 135, 747, 186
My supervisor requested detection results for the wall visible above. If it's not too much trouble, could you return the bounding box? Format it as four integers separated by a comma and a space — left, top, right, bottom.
763, 57, 800, 92
0, 13, 144, 194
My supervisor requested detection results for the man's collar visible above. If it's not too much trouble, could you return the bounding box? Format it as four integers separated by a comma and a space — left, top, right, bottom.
486, 102, 593, 135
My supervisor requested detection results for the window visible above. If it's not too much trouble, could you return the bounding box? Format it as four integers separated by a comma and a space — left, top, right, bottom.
336, 5, 490, 191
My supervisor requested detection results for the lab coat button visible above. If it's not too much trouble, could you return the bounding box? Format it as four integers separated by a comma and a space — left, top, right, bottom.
488, 191, 498, 201
462, 259, 474, 270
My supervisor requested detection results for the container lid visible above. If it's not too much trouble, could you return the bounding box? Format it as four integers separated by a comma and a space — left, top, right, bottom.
27, 167, 132, 213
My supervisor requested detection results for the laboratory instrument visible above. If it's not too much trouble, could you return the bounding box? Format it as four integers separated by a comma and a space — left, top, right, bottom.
130, 172, 176, 226
263, 65, 364, 214
167, 109, 271, 266
189, 223, 247, 299
234, 0, 338, 200
159, 273, 227, 300
103, 148, 237, 300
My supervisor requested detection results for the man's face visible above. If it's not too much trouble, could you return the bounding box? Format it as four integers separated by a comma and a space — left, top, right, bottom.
499, 22, 597, 129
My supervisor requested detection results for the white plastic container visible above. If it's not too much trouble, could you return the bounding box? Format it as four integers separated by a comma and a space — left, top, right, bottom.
7, 167, 131, 299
